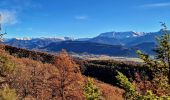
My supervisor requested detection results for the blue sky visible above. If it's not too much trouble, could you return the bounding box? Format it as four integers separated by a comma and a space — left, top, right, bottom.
0, 0, 170, 38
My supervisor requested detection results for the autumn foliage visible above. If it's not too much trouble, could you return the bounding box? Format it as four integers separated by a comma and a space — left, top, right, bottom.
48, 49, 84, 100
0, 47, 124, 100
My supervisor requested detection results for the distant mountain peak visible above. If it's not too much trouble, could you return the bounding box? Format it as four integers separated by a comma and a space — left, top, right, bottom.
15, 38, 32, 40
97, 31, 146, 39
132, 31, 146, 36
13, 36, 74, 41
98, 32, 115, 38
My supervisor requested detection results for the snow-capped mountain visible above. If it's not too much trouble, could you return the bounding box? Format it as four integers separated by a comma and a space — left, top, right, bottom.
14, 37, 74, 41
88, 30, 164, 46
4, 37, 74, 50
15, 38, 32, 41
97, 31, 146, 39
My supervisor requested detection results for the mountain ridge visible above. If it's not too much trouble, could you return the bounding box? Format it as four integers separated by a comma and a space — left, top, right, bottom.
4, 30, 168, 57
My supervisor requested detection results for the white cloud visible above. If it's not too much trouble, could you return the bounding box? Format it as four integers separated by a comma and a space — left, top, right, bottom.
140, 2, 170, 8
75, 15, 88, 20
0, 10, 17, 25
0, 0, 41, 25
0, 0, 41, 11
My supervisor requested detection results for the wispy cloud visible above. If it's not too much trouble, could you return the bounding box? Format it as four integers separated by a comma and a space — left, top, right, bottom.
0, 0, 41, 11
0, 0, 41, 25
0, 10, 17, 25
75, 15, 88, 20
140, 2, 170, 8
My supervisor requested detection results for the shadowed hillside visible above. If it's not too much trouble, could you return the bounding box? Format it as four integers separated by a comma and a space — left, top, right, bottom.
4, 45, 149, 86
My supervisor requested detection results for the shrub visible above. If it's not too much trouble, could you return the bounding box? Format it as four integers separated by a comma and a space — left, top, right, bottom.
84, 78, 102, 100
116, 71, 138, 100
0, 86, 18, 100
0, 55, 16, 76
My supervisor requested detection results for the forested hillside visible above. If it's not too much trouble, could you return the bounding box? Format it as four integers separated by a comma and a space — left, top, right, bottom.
0, 45, 124, 100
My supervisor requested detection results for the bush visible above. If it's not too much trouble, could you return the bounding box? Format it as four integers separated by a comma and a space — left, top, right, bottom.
0, 55, 16, 76
84, 78, 102, 100
116, 71, 138, 100
0, 86, 18, 100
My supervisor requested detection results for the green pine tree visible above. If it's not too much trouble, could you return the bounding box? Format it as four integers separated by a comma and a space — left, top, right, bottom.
137, 23, 170, 84
116, 71, 170, 100
154, 23, 170, 84
83, 78, 102, 100
116, 71, 138, 100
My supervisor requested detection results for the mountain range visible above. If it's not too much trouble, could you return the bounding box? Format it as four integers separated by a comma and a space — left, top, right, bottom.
4, 30, 167, 57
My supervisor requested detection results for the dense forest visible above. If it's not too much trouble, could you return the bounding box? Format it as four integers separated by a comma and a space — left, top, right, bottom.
0, 24, 170, 100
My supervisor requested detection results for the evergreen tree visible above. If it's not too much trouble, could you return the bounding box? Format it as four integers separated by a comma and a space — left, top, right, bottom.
154, 23, 170, 84
83, 78, 101, 100
116, 71, 138, 100
137, 23, 170, 84
116, 71, 170, 100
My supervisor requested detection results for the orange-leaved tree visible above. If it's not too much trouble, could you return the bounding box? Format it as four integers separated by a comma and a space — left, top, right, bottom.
48, 49, 83, 100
